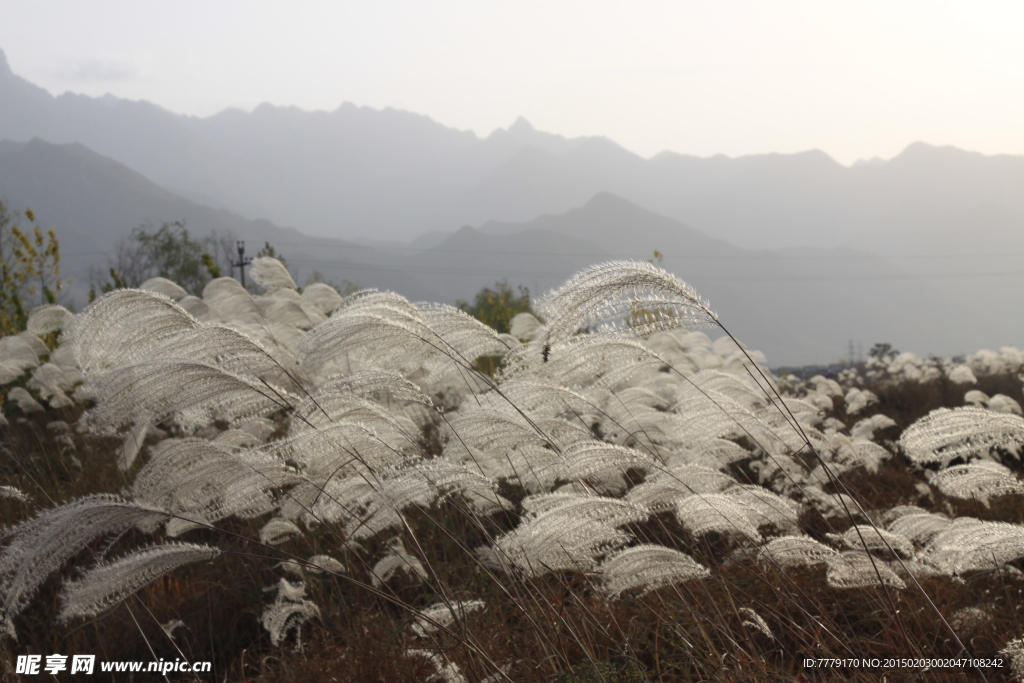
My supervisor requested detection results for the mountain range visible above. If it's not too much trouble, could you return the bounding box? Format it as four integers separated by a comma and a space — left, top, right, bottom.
1, 46, 1021, 365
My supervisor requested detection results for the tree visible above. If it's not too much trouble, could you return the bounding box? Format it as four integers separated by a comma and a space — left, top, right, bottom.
255, 241, 287, 268
1, 201, 66, 336
93, 221, 224, 296
456, 280, 532, 334
869, 342, 899, 361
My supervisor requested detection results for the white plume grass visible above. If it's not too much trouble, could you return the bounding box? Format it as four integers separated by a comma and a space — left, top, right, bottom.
59, 543, 219, 621
251, 257, 297, 292
0, 495, 169, 624
536, 260, 717, 344
899, 407, 1024, 466
601, 544, 710, 595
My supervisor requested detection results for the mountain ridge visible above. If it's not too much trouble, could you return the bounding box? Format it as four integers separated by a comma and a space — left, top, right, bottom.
4, 46, 1020, 250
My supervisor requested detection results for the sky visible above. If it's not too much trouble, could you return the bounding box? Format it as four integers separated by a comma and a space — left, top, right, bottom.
1, 0, 1022, 165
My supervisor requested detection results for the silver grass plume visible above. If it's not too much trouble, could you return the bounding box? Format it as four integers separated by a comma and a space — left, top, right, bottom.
899, 406, 1024, 466
59, 543, 219, 621
214, 429, 261, 450
348, 459, 499, 540
131, 438, 298, 523
0, 336, 40, 383
479, 379, 592, 419
161, 618, 187, 640
931, 461, 1024, 505
885, 508, 951, 547
27, 363, 75, 404
725, 485, 801, 531
268, 421, 408, 477
923, 518, 1024, 574
314, 371, 434, 408
68, 290, 200, 377
801, 486, 865, 521
26, 304, 72, 336
833, 525, 914, 559
139, 277, 188, 300
519, 493, 596, 516
674, 493, 760, 540
0, 495, 169, 627
177, 295, 216, 322
558, 441, 660, 481
288, 391, 419, 446
625, 464, 737, 512
258, 296, 316, 329
124, 324, 288, 380
410, 599, 486, 638
251, 257, 297, 292
299, 295, 512, 379
535, 260, 717, 345
455, 442, 562, 493
405, 649, 469, 683
261, 578, 319, 647
296, 304, 435, 374
669, 391, 784, 454
0, 486, 29, 503
850, 414, 897, 441
338, 289, 420, 318
510, 311, 543, 340
117, 421, 149, 472
202, 277, 264, 326
601, 544, 709, 595
260, 519, 302, 546
949, 606, 992, 633
758, 535, 839, 568
825, 551, 905, 590
442, 407, 589, 457
79, 360, 292, 435
240, 417, 278, 441
304, 555, 345, 575
692, 438, 754, 466
493, 495, 647, 576
690, 369, 767, 409
999, 638, 1024, 680
415, 302, 517, 363
300, 282, 345, 317
499, 335, 660, 389
281, 474, 375, 527
371, 539, 428, 586
739, 608, 775, 640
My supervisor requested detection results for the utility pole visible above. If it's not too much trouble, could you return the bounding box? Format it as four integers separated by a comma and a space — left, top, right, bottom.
848, 339, 855, 367
232, 241, 252, 288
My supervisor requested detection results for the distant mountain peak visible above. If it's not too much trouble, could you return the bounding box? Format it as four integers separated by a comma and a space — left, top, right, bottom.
582, 191, 637, 210
509, 116, 535, 132
895, 141, 979, 159
0, 48, 11, 77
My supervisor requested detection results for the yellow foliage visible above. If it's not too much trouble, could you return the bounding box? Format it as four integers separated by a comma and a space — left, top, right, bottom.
1, 201, 66, 336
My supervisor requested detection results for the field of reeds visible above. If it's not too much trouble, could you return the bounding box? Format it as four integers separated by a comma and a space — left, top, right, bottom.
2, 258, 1024, 682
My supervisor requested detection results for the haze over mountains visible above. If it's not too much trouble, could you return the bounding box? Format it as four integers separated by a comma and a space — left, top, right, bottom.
0, 47, 1021, 366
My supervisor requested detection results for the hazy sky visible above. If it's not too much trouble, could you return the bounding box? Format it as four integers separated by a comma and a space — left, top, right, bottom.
1, 0, 1021, 164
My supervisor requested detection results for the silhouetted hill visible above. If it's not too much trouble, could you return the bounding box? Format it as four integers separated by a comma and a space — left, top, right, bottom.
0, 139, 437, 303
8, 46, 1015, 253
418, 193, 1007, 364
2, 48, 1022, 362
9, 46, 1019, 257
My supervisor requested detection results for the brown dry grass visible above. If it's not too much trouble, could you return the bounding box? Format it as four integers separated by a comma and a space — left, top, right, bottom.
2, 370, 1023, 682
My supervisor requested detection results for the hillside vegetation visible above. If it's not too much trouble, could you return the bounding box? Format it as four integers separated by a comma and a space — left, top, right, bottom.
2, 260, 1024, 681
